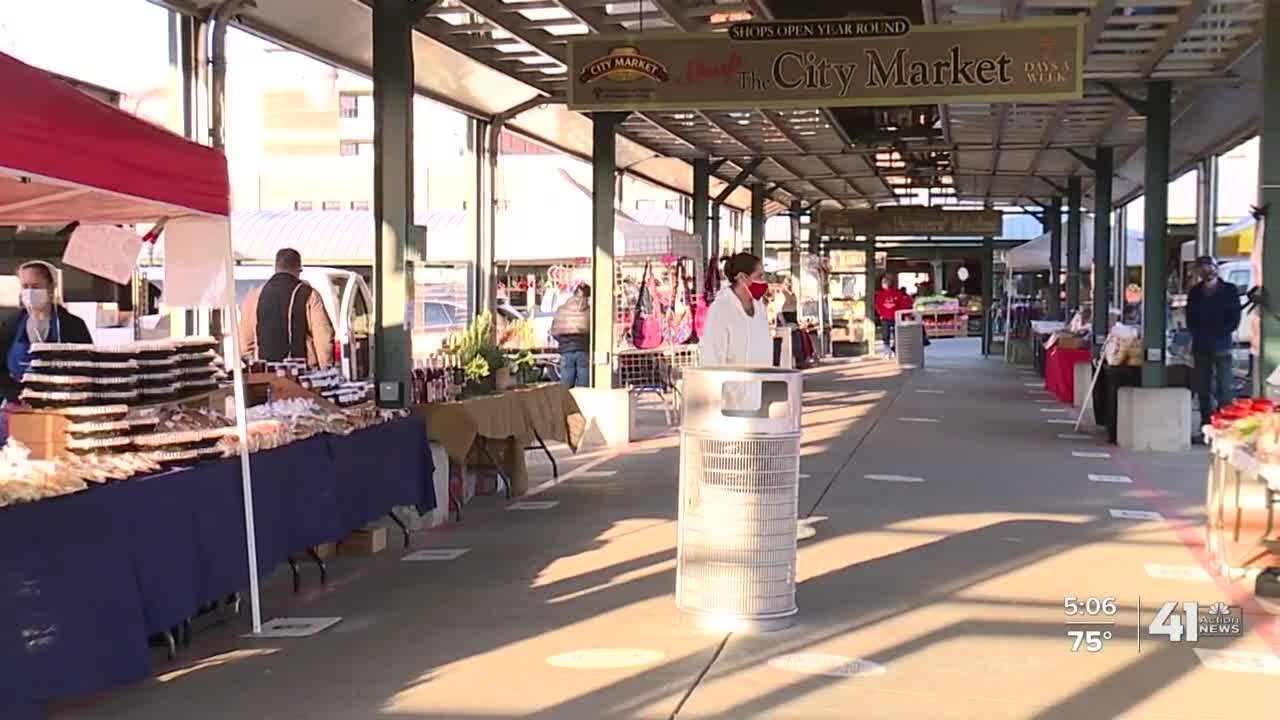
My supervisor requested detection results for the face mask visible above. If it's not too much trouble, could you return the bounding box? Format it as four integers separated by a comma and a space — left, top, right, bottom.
748, 281, 770, 301
20, 288, 50, 310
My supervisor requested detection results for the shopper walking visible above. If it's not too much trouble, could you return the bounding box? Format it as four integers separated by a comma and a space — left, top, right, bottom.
239, 248, 335, 368
1186, 255, 1242, 428
700, 252, 772, 367
873, 276, 912, 355
551, 283, 591, 388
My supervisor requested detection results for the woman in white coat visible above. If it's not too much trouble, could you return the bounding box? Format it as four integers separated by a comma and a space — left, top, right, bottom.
700, 252, 773, 367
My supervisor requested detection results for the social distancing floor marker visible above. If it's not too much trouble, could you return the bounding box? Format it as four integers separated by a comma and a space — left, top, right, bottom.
1040, 408, 1068, 413
769, 653, 888, 678
1034, 399, 1057, 404
1193, 648, 1280, 675
1109, 509, 1163, 521
1073, 451, 1112, 459
1090, 474, 1132, 484
1029, 390, 1051, 396
897, 417, 940, 423
575, 470, 618, 478
915, 389, 945, 394
866, 474, 926, 483
1047, 419, 1077, 425
245, 617, 342, 639
402, 548, 470, 562
1143, 564, 1212, 582
1024, 382, 1042, 387
1058, 434, 1091, 440
799, 473, 812, 479
925, 368, 947, 373
546, 648, 665, 670
508, 501, 560, 510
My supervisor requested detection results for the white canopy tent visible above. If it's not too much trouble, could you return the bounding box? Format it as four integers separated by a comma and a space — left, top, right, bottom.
1006, 222, 1146, 271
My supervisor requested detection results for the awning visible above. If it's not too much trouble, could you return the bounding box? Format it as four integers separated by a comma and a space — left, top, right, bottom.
0, 51, 229, 224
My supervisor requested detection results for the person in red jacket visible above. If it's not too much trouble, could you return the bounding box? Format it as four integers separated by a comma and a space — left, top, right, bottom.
873, 276, 913, 355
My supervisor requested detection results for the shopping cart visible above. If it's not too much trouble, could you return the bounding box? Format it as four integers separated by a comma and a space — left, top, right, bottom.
615, 345, 700, 424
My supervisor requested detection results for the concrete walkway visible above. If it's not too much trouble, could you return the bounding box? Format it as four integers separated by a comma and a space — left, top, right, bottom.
65, 340, 1279, 719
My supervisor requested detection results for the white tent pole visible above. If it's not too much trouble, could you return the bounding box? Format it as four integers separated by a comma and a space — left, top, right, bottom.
222, 250, 262, 633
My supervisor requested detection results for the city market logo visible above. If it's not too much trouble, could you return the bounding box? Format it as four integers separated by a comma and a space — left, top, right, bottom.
579, 46, 670, 85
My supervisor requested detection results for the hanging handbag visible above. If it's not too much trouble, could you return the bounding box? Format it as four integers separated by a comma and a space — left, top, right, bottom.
668, 261, 695, 345
631, 262, 664, 350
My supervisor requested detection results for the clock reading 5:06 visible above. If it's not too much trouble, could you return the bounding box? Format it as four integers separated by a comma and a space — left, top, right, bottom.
1063, 597, 1119, 616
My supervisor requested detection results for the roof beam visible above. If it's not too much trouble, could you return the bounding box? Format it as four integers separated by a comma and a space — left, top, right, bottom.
647, 0, 695, 32
1139, 0, 1211, 77
698, 111, 838, 206
756, 110, 853, 208
1024, 0, 1115, 199
714, 159, 765, 204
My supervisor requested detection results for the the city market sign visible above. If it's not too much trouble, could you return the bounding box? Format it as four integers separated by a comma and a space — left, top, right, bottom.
819, 208, 1003, 237
567, 17, 1082, 111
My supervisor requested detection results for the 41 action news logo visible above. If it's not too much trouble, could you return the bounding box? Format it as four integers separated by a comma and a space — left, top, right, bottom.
1147, 601, 1243, 643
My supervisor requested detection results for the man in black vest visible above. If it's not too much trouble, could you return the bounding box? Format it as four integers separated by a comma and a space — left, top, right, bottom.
240, 248, 335, 368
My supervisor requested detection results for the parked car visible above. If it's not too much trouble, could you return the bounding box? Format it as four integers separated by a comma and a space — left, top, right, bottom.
412, 301, 467, 357
143, 265, 373, 380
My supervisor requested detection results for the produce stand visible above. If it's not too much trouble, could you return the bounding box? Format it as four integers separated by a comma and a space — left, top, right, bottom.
1204, 410, 1280, 587
0, 416, 434, 718
912, 296, 967, 338
414, 383, 585, 504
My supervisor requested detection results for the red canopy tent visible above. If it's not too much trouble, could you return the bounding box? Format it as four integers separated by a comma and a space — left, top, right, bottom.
0, 50, 229, 225
0, 51, 265, 631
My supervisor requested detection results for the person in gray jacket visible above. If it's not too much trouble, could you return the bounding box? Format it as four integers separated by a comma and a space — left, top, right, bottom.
550, 284, 591, 387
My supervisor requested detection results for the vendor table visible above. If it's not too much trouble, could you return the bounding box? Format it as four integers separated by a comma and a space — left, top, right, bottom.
1204, 432, 1280, 581
0, 416, 434, 719
1044, 346, 1091, 405
415, 383, 585, 500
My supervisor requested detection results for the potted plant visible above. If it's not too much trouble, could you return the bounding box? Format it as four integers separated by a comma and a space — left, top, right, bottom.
455, 312, 509, 396
510, 350, 539, 385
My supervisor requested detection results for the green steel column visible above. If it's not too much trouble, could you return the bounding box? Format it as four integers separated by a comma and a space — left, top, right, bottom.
693, 159, 710, 262
750, 183, 765, 258
982, 235, 994, 356
1259, 4, 1280, 393
710, 204, 721, 259
1047, 195, 1062, 320
1066, 176, 1083, 315
789, 200, 802, 281
865, 235, 877, 350
1141, 81, 1172, 389
1092, 147, 1114, 352
591, 113, 626, 390
371, 0, 424, 407
1115, 204, 1128, 309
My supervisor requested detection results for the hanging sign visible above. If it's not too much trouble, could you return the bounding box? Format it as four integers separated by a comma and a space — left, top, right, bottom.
567, 17, 1083, 111
63, 224, 144, 285
818, 208, 1003, 237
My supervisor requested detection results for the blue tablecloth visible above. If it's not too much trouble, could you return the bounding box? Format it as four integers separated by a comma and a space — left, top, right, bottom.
0, 416, 434, 718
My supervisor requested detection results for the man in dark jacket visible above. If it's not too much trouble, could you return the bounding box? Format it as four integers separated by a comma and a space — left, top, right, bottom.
550, 284, 590, 388
1186, 256, 1242, 426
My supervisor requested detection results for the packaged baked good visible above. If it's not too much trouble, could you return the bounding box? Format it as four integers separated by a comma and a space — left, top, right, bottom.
59, 405, 130, 422
66, 420, 131, 439
21, 373, 96, 393
66, 435, 132, 455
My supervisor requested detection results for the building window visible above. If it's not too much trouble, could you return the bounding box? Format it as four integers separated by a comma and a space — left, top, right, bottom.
322, 201, 341, 211
665, 199, 681, 211
294, 201, 313, 211
351, 200, 370, 211
339, 92, 359, 119
339, 140, 359, 157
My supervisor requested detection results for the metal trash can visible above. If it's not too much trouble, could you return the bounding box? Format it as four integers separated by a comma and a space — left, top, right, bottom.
675, 366, 803, 633
895, 309, 925, 369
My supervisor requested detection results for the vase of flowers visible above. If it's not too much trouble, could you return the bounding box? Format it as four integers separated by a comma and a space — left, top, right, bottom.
455, 312, 508, 397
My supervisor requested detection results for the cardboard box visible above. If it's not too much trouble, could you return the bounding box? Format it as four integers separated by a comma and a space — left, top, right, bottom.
8, 410, 69, 459
339, 526, 387, 556
290, 542, 338, 563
